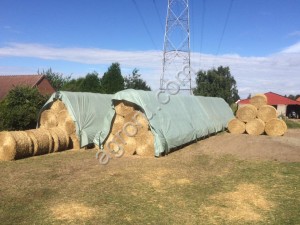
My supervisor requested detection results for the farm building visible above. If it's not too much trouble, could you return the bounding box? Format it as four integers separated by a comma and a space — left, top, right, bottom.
0, 75, 55, 100
238, 92, 300, 118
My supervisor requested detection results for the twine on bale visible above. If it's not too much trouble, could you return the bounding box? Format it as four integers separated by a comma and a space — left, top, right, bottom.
265, 118, 287, 136
250, 94, 267, 109
246, 118, 265, 135
0, 131, 33, 161
236, 104, 257, 122
227, 118, 246, 134
39, 109, 58, 129
50, 100, 66, 112
26, 128, 53, 156
257, 105, 277, 122
57, 110, 76, 135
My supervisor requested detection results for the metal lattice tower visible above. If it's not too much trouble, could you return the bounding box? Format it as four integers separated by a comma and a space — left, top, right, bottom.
160, 0, 191, 94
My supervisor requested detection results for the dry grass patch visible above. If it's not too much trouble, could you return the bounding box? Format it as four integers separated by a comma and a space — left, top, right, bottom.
200, 183, 275, 223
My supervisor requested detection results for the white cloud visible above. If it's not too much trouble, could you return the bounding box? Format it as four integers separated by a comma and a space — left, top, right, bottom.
0, 42, 300, 98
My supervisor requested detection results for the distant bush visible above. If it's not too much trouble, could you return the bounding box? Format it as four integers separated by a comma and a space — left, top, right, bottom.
0, 86, 48, 131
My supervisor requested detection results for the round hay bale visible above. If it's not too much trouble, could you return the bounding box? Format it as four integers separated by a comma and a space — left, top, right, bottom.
114, 101, 135, 117
51, 100, 66, 112
227, 118, 246, 134
0, 132, 16, 161
250, 94, 267, 108
135, 130, 155, 157
265, 118, 287, 136
57, 110, 76, 135
69, 134, 80, 150
48, 127, 70, 151
245, 118, 265, 135
125, 111, 149, 131
26, 129, 53, 156
257, 105, 277, 122
39, 109, 57, 129
48, 129, 59, 152
123, 136, 137, 155
111, 114, 125, 135
236, 104, 257, 122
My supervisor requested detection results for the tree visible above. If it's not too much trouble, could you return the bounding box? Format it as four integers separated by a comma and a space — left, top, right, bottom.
0, 86, 48, 131
193, 66, 240, 105
287, 94, 300, 100
38, 68, 71, 91
124, 68, 151, 91
101, 63, 124, 94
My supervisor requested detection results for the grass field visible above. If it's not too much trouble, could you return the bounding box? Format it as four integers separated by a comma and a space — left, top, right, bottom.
0, 132, 299, 225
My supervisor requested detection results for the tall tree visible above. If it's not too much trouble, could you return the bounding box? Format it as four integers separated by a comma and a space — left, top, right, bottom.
38, 68, 71, 91
193, 66, 240, 105
124, 68, 151, 91
0, 86, 48, 130
101, 63, 124, 94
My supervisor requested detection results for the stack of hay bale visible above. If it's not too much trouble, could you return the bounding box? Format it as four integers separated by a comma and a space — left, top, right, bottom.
228, 94, 287, 136
0, 100, 80, 161
103, 101, 155, 157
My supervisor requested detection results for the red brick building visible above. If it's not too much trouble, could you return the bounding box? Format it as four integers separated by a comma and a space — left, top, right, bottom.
0, 75, 55, 100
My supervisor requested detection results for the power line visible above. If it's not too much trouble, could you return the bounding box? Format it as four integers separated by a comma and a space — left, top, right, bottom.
199, 0, 206, 68
152, 0, 164, 32
131, 0, 158, 50
216, 0, 234, 56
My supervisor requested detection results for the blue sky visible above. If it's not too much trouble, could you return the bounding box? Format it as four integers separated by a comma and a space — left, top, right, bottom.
0, 0, 300, 98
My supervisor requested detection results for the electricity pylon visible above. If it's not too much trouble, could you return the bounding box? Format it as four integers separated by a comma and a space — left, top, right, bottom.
160, 0, 192, 94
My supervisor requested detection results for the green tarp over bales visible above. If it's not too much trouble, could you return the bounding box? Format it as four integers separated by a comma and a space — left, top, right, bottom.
94, 89, 234, 156
38, 91, 113, 147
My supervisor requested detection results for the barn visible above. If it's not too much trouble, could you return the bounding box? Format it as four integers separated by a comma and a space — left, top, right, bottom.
0, 75, 55, 101
238, 92, 300, 118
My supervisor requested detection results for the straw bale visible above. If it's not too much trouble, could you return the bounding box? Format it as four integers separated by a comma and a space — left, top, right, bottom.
236, 104, 257, 122
111, 114, 125, 135
227, 118, 246, 134
123, 136, 137, 155
48, 129, 59, 152
40, 109, 57, 129
257, 105, 277, 122
265, 118, 287, 136
26, 128, 53, 156
114, 101, 135, 117
135, 130, 155, 156
69, 134, 80, 150
249, 94, 267, 108
245, 118, 265, 136
49, 127, 70, 151
125, 111, 149, 131
0, 132, 16, 161
51, 100, 66, 112
57, 110, 76, 135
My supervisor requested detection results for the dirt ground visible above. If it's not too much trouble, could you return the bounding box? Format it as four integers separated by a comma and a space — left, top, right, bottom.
167, 129, 300, 162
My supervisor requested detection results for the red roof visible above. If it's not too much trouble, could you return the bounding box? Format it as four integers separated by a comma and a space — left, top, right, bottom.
239, 92, 300, 105
0, 75, 55, 100
297, 97, 300, 102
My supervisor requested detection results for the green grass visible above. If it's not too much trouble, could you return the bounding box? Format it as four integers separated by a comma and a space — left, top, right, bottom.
0, 150, 299, 225
285, 119, 300, 129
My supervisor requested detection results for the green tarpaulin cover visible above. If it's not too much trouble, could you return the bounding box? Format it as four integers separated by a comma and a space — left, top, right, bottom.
38, 91, 113, 147
94, 89, 234, 156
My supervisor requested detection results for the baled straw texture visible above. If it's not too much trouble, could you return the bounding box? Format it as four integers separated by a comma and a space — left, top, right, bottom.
39, 109, 57, 129
245, 118, 265, 136
227, 118, 246, 134
0, 131, 33, 161
114, 101, 135, 117
69, 134, 80, 150
265, 118, 287, 136
236, 104, 257, 122
49, 127, 70, 151
257, 105, 277, 122
50, 100, 66, 112
249, 94, 267, 109
57, 110, 76, 135
26, 128, 52, 156
135, 130, 155, 156
110, 114, 125, 135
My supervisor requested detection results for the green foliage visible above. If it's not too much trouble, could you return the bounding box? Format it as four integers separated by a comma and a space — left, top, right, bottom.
284, 118, 300, 129
124, 68, 151, 91
38, 68, 71, 91
0, 86, 48, 131
101, 63, 124, 94
193, 66, 240, 105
